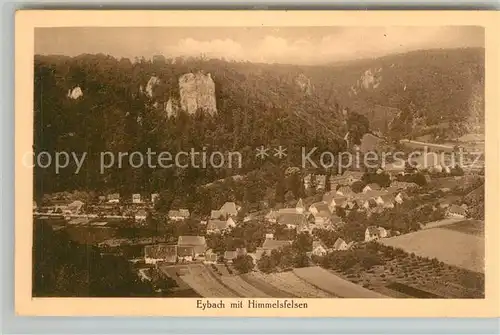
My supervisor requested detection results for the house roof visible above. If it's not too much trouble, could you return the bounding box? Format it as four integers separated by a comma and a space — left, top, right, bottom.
337, 186, 354, 195
207, 219, 228, 231
310, 202, 330, 213
144, 244, 177, 260
312, 240, 327, 250
178, 235, 206, 246
366, 183, 381, 190
380, 194, 395, 203
342, 170, 364, 180
277, 213, 307, 227
211, 210, 224, 219
448, 204, 467, 216
366, 226, 379, 235
224, 250, 238, 260
177, 246, 195, 257
333, 238, 347, 249
383, 162, 405, 172
261, 239, 292, 250
296, 198, 305, 209
278, 208, 299, 214
220, 202, 238, 216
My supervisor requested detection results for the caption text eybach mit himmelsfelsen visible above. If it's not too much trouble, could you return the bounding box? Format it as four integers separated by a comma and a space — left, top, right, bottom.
196, 299, 308, 310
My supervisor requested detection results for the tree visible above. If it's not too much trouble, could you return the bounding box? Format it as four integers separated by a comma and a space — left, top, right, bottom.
257, 253, 276, 273
351, 180, 366, 193
232, 255, 255, 274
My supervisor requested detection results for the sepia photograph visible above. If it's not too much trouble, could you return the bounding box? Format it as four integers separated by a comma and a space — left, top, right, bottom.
15, 11, 499, 317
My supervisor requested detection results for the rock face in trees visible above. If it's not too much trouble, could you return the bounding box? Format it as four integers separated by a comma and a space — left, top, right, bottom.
164, 97, 180, 118
178, 71, 217, 116
350, 68, 383, 95
67, 86, 83, 99
295, 73, 313, 95
145, 76, 161, 98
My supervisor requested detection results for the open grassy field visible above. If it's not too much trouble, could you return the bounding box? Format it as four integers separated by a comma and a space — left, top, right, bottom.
378, 226, 484, 273
293, 267, 387, 298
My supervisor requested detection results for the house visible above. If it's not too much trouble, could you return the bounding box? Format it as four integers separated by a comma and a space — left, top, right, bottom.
67, 200, 85, 214
144, 244, 177, 264
255, 239, 293, 260
333, 238, 353, 251
390, 181, 419, 190
210, 210, 224, 220
204, 249, 218, 264
168, 209, 190, 221
296, 198, 305, 214
439, 195, 461, 209
98, 195, 106, 203
132, 193, 142, 204
206, 217, 236, 234
380, 194, 395, 209
311, 241, 328, 257
265, 210, 278, 223
224, 248, 247, 263
177, 246, 195, 262
308, 202, 330, 216
151, 193, 159, 204
277, 212, 307, 230
315, 175, 327, 190
363, 183, 381, 193
365, 226, 388, 242
177, 236, 207, 257
303, 174, 312, 189
446, 204, 467, 218
220, 202, 240, 217
324, 194, 347, 211
394, 192, 405, 205
342, 171, 364, 185
135, 209, 148, 223
336, 185, 354, 197
107, 193, 120, 203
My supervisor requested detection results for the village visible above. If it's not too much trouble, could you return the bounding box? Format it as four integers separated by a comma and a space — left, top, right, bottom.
33, 137, 485, 299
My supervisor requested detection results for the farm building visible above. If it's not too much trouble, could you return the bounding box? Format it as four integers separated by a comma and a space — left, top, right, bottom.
446, 204, 467, 219
144, 244, 177, 264
177, 236, 207, 257
168, 209, 190, 221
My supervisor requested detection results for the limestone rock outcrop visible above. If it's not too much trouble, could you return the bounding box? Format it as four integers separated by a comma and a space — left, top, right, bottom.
178, 71, 217, 116
67, 86, 83, 99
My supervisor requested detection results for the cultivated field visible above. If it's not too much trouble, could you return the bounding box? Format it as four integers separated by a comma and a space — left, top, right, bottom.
179, 264, 239, 297
240, 273, 294, 298
293, 266, 387, 298
378, 226, 484, 273
251, 271, 333, 298
220, 275, 270, 297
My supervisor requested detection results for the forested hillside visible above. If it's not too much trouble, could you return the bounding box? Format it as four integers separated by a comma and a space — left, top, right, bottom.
33, 47, 484, 199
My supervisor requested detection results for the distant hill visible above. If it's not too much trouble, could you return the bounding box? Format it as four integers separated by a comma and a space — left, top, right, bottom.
304, 48, 485, 140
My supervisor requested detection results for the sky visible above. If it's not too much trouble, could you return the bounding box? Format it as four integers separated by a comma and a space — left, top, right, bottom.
35, 26, 484, 65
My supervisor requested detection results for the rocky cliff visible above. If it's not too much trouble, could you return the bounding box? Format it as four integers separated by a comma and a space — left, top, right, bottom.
178, 71, 217, 116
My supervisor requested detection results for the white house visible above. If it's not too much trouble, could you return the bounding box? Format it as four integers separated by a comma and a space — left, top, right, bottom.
312, 241, 328, 257
446, 204, 467, 219
132, 193, 142, 204
296, 198, 305, 214
365, 226, 388, 242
